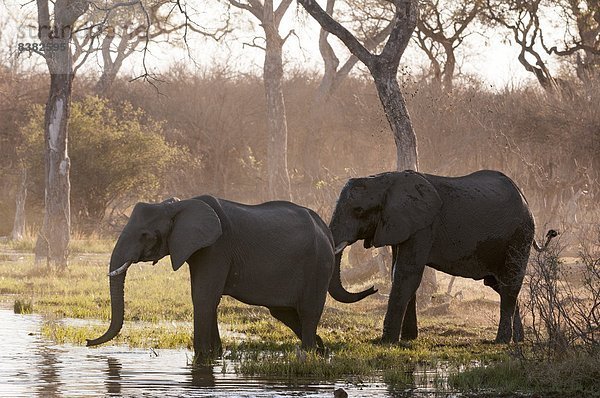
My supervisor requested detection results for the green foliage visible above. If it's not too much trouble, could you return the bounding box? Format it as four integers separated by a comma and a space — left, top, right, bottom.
450, 356, 600, 397
19, 96, 188, 230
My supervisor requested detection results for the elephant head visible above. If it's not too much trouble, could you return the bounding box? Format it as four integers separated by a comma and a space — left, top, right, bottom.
330, 171, 442, 254
86, 197, 222, 347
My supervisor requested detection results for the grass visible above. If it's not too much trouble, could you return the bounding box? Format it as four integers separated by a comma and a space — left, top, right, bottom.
3, 232, 114, 254
13, 298, 33, 314
1, 256, 597, 395
450, 355, 600, 397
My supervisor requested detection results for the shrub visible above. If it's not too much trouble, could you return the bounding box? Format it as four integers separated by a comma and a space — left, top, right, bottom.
18, 96, 190, 232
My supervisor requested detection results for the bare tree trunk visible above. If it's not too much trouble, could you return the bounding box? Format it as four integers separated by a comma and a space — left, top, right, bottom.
299, 0, 437, 304
11, 167, 27, 241
371, 68, 419, 171
371, 67, 437, 307
36, 72, 72, 267
442, 43, 455, 93
301, 0, 395, 189
94, 66, 118, 97
263, 12, 292, 200
34, 0, 88, 267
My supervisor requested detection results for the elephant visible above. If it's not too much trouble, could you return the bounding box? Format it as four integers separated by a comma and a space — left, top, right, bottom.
329, 170, 557, 344
86, 195, 375, 359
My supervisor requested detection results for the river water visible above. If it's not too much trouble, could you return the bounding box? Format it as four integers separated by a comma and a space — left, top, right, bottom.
0, 309, 461, 397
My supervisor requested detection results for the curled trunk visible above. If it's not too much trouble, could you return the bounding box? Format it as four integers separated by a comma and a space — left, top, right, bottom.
328, 252, 377, 303
86, 272, 126, 346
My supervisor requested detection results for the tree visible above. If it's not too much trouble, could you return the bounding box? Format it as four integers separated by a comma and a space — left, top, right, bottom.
19, 96, 184, 232
299, 0, 393, 184
32, 0, 93, 267
485, 0, 560, 93
298, 0, 438, 304
27, 0, 207, 266
81, 1, 230, 96
415, 0, 482, 92
542, 0, 600, 83
299, 0, 419, 171
228, 0, 294, 200
485, 0, 599, 94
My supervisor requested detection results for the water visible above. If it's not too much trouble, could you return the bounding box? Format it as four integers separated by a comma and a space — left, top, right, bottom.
0, 309, 461, 397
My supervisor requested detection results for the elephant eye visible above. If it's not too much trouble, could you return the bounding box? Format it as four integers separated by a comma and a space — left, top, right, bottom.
353, 207, 365, 216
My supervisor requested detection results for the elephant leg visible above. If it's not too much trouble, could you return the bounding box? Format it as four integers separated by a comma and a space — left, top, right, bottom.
495, 287, 518, 344
269, 307, 303, 340
192, 307, 220, 360
382, 232, 431, 344
382, 266, 424, 343
400, 294, 418, 341
189, 264, 225, 361
268, 307, 324, 351
488, 276, 522, 344
499, 239, 529, 343
211, 317, 222, 354
513, 303, 524, 342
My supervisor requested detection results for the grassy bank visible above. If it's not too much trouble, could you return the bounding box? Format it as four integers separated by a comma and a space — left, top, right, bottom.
0, 259, 504, 373
1, 257, 597, 395
450, 355, 600, 397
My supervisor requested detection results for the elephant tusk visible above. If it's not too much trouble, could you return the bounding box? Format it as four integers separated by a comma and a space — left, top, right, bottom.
334, 241, 349, 255
108, 261, 132, 277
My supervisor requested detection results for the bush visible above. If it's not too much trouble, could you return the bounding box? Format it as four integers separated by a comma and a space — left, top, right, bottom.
523, 229, 600, 358
19, 96, 189, 232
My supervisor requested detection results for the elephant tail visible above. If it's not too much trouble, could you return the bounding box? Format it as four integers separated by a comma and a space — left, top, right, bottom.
532, 229, 559, 252
328, 252, 377, 303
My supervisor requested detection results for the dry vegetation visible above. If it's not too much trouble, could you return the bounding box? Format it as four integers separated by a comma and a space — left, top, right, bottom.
1, 68, 598, 240
0, 38, 598, 397
1, 234, 598, 395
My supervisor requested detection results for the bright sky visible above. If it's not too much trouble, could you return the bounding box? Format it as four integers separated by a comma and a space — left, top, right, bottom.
0, 0, 552, 89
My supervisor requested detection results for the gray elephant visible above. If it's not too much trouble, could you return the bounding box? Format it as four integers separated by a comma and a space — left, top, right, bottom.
86, 196, 374, 359
330, 170, 556, 344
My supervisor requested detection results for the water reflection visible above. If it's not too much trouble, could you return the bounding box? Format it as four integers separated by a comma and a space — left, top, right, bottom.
36, 345, 62, 397
105, 357, 122, 395
0, 308, 460, 397
189, 365, 215, 388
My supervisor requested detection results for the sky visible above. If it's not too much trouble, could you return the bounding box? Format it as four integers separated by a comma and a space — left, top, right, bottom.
0, 0, 552, 89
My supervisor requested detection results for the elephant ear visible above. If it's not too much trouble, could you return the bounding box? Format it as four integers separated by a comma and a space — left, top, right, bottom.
373, 172, 442, 247
167, 199, 222, 271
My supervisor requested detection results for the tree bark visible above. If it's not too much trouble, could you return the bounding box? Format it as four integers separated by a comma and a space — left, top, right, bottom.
34, 0, 85, 267
264, 26, 292, 200
228, 0, 293, 201
371, 66, 419, 171
11, 167, 27, 241
298, 0, 437, 304
36, 72, 73, 267
442, 43, 455, 93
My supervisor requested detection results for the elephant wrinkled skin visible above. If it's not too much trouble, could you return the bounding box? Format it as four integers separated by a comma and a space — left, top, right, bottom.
87, 196, 374, 359
329, 170, 556, 344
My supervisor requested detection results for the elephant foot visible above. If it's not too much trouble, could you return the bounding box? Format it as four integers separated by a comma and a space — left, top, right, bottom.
378, 334, 399, 345
315, 335, 327, 357
512, 335, 524, 343
380, 326, 402, 344
400, 329, 418, 341
493, 335, 512, 344
192, 347, 222, 367
377, 336, 412, 349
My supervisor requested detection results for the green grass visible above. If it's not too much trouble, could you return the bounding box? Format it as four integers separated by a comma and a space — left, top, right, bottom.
3, 233, 114, 254
1, 258, 597, 395
450, 355, 600, 397
13, 298, 33, 314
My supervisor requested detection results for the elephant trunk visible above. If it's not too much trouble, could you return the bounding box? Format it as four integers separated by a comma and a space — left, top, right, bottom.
86, 266, 127, 347
328, 251, 377, 303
